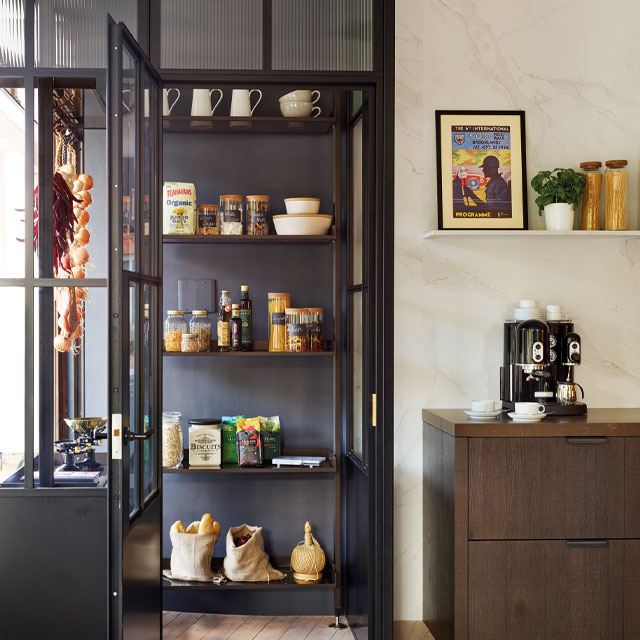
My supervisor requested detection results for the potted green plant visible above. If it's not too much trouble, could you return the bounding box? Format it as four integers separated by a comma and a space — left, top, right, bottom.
530, 168, 586, 231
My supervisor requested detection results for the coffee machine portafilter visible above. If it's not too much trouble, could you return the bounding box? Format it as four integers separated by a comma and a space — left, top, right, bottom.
500, 317, 587, 415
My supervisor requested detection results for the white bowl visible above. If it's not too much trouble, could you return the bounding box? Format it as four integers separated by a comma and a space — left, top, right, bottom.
273, 214, 332, 236
285, 197, 321, 214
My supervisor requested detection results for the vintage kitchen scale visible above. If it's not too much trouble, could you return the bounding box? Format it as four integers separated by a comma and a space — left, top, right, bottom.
54, 417, 108, 472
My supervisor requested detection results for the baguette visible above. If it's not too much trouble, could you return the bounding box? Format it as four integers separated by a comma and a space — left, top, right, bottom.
186, 521, 200, 534
170, 520, 186, 535
198, 513, 214, 535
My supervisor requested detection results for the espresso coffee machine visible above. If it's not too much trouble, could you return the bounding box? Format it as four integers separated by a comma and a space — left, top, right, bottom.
500, 317, 586, 415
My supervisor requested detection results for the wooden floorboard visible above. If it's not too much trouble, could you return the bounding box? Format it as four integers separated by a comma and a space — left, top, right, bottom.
393, 620, 435, 640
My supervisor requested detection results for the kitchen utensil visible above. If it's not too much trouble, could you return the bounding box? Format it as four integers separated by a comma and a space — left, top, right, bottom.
284, 198, 321, 214
163, 88, 180, 116
230, 89, 262, 116
191, 88, 223, 116
273, 213, 332, 236
556, 381, 585, 405
63, 417, 108, 471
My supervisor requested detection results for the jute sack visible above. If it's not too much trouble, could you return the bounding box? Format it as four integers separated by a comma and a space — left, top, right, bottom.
223, 524, 285, 582
164, 530, 221, 582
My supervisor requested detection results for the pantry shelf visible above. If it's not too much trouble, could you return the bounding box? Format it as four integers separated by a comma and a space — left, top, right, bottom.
162, 557, 335, 590
164, 449, 336, 474
163, 234, 335, 245
163, 115, 335, 135
423, 229, 640, 238
163, 349, 335, 357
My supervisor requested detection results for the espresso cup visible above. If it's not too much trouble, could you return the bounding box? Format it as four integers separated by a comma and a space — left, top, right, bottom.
546, 304, 568, 321
471, 400, 500, 413
514, 402, 545, 415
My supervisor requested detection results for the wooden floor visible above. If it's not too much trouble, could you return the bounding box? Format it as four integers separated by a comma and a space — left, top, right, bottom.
164, 613, 434, 639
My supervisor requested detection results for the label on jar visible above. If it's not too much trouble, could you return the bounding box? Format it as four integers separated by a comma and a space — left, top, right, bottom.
240, 309, 252, 344
217, 320, 230, 347
309, 322, 323, 338
198, 212, 218, 228
289, 323, 306, 337
250, 211, 267, 224
222, 209, 241, 223
272, 312, 285, 326
189, 427, 221, 467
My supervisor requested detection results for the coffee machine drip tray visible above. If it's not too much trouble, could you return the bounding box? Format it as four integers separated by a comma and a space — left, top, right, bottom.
503, 401, 587, 416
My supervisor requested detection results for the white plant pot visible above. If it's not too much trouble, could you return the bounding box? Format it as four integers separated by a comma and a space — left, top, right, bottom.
544, 203, 574, 231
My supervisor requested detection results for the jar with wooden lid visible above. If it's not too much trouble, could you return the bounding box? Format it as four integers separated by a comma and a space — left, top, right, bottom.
604, 160, 628, 230
246, 195, 270, 235
219, 194, 244, 235
181, 332, 198, 352
286, 308, 309, 352
189, 310, 211, 351
579, 161, 602, 230
268, 292, 290, 351
307, 307, 324, 352
197, 204, 219, 235
164, 310, 186, 352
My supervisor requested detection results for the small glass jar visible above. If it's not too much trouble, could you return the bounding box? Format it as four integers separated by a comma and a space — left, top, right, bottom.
181, 332, 198, 352
164, 310, 186, 352
286, 307, 308, 352
197, 204, 219, 235
190, 310, 211, 351
604, 160, 628, 230
307, 307, 324, 352
162, 411, 184, 469
219, 194, 244, 235
579, 161, 602, 230
268, 292, 290, 352
246, 195, 270, 235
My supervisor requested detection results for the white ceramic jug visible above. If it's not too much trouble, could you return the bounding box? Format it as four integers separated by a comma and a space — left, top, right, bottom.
163, 88, 180, 116
230, 89, 262, 117
191, 88, 223, 117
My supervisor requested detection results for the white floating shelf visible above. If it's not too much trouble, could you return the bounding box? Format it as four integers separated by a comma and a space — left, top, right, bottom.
424, 230, 640, 238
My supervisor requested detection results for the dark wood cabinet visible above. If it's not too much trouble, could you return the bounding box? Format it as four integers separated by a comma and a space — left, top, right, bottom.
423, 409, 640, 640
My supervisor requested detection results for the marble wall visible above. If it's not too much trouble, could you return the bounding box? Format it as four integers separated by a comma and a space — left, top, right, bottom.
394, 0, 640, 620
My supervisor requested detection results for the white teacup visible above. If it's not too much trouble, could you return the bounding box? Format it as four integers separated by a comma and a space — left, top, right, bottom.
546, 304, 568, 321
514, 402, 545, 415
280, 101, 321, 118
279, 89, 320, 104
471, 400, 501, 413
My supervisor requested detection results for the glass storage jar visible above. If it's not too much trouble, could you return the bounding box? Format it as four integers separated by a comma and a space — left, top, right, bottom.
604, 160, 628, 230
162, 411, 184, 469
190, 310, 212, 351
197, 204, 219, 235
579, 161, 602, 230
181, 332, 198, 352
246, 195, 270, 235
164, 310, 186, 352
286, 308, 309, 352
307, 307, 324, 352
268, 292, 290, 352
219, 194, 244, 235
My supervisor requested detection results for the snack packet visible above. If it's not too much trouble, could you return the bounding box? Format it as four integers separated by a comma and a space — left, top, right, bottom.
259, 416, 281, 461
236, 417, 262, 467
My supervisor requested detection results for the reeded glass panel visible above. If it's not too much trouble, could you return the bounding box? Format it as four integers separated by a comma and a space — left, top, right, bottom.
142, 70, 156, 276
35, 0, 137, 68
351, 290, 364, 460
273, 0, 373, 71
0, 288, 24, 487
129, 282, 138, 516
351, 116, 363, 285
0, 81, 25, 278
142, 284, 157, 501
160, 0, 262, 69
0, 0, 24, 67
122, 46, 136, 271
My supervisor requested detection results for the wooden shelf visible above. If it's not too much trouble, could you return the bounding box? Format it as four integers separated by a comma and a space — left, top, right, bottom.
162, 557, 335, 590
164, 448, 335, 475
424, 229, 640, 238
163, 234, 335, 245
163, 115, 335, 135
163, 349, 334, 358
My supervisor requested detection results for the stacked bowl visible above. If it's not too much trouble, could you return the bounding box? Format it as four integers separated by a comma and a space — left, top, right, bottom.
273, 198, 333, 236
279, 90, 322, 118
513, 299, 545, 321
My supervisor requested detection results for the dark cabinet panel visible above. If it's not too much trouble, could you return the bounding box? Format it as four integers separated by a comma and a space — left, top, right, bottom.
624, 541, 640, 638
625, 439, 640, 536
469, 438, 624, 540
469, 540, 624, 640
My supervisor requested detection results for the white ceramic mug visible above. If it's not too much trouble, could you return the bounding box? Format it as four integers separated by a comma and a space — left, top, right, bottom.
546, 304, 568, 321
514, 402, 545, 415
163, 88, 180, 116
230, 89, 262, 117
280, 101, 321, 118
191, 88, 223, 117
279, 89, 320, 104
471, 400, 500, 413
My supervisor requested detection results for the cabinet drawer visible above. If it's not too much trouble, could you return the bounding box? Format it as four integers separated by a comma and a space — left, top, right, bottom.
468, 437, 624, 540
468, 540, 625, 640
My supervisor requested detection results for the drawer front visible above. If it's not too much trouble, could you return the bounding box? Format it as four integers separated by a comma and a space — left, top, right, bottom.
469, 437, 624, 540
468, 540, 624, 640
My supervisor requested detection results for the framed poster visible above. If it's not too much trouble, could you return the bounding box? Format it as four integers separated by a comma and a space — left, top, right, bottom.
436, 110, 527, 230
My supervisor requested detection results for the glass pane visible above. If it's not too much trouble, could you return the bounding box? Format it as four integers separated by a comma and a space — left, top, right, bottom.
351, 290, 364, 460
142, 71, 156, 276
351, 116, 363, 285
273, 0, 373, 71
160, 0, 262, 69
0, 1, 24, 67
35, 0, 137, 68
0, 288, 24, 487
122, 46, 136, 272
142, 284, 156, 500
0, 81, 25, 278
129, 282, 138, 515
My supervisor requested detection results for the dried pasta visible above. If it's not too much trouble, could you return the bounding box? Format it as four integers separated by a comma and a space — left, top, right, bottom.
580, 172, 602, 230
268, 293, 290, 352
605, 169, 628, 230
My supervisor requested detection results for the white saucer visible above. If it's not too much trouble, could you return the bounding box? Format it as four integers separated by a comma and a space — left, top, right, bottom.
465, 409, 503, 419
507, 411, 545, 422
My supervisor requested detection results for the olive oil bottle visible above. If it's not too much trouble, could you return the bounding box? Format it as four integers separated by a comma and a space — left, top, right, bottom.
217, 290, 231, 351
239, 285, 252, 351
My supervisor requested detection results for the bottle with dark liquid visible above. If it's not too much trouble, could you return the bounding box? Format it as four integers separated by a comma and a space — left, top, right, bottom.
230, 304, 242, 352
217, 290, 231, 352
239, 285, 252, 351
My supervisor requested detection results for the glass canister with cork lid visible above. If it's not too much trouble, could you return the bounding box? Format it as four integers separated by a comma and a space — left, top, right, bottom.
190, 310, 211, 351
197, 204, 219, 235
164, 310, 186, 352
604, 160, 628, 230
219, 195, 244, 235
268, 292, 290, 352
579, 161, 602, 230
246, 195, 270, 235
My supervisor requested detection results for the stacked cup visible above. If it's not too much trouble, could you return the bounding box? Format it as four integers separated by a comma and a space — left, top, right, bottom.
279, 90, 322, 118
513, 299, 545, 321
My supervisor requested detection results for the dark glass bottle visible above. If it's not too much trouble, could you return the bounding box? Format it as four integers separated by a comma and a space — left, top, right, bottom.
239, 285, 252, 351
230, 304, 242, 352
217, 290, 231, 352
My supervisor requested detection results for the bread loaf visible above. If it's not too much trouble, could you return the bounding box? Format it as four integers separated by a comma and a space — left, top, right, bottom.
198, 513, 214, 534
187, 521, 201, 534
170, 520, 186, 535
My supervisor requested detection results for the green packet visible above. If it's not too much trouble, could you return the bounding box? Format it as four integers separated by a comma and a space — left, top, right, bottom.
222, 415, 244, 464
259, 416, 281, 461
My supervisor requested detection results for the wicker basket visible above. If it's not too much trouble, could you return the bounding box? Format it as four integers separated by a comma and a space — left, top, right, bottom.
290, 521, 326, 582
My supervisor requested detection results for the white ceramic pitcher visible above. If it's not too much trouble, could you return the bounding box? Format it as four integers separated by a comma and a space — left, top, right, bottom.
163, 88, 180, 116
230, 89, 262, 117
191, 88, 223, 117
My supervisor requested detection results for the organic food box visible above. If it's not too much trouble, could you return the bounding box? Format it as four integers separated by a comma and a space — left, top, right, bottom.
163, 182, 197, 234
